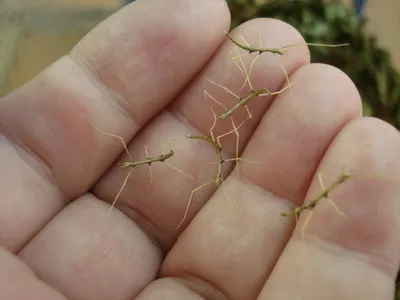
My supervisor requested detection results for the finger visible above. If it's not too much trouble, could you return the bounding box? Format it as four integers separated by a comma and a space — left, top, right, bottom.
0, 0, 229, 251
239, 63, 362, 204
170, 17, 310, 152
0, 246, 67, 300
93, 18, 310, 250
19, 194, 161, 300
134, 278, 207, 300
258, 117, 400, 299
159, 64, 362, 300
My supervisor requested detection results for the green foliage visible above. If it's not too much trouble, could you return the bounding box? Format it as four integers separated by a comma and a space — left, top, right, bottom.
397, 271, 400, 300
228, 0, 400, 129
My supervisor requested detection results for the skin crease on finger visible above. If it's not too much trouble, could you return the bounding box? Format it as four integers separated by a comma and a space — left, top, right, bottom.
0, 247, 68, 300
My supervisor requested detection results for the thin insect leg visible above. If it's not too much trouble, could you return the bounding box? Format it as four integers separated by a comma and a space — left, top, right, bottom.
233, 119, 240, 176
205, 87, 242, 169
318, 172, 326, 194
231, 51, 252, 62
234, 33, 262, 92
204, 91, 239, 143
231, 48, 246, 72
279, 62, 296, 107
106, 171, 132, 219
205, 91, 240, 166
204, 90, 242, 174
204, 90, 238, 142
240, 35, 251, 47
326, 193, 348, 218
158, 137, 198, 182
235, 64, 249, 92
217, 118, 243, 179
300, 209, 312, 240
280, 42, 350, 51
258, 80, 296, 98
244, 105, 252, 119
205, 77, 241, 100
224, 157, 261, 164
232, 52, 259, 93
209, 106, 218, 143
205, 90, 228, 111
214, 114, 242, 178
246, 55, 260, 89
216, 119, 245, 147
207, 90, 241, 167
93, 125, 132, 161
318, 172, 348, 218
300, 171, 348, 237
232, 55, 247, 86
234, 47, 254, 92
217, 121, 245, 144
144, 145, 153, 187
232, 41, 258, 120
93, 125, 136, 219
175, 180, 213, 230
165, 162, 197, 181
226, 156, 261, 179
209, 106, 241, 163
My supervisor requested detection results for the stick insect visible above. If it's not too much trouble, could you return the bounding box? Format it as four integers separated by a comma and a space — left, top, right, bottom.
93, 126, 195, 220
175, 106, 258, 230
224, 31, 349, 56
279, 138, 396, 237
281, 168, 350, 238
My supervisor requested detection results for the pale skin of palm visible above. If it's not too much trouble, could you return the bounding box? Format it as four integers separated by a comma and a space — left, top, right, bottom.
1, 0, 400, 300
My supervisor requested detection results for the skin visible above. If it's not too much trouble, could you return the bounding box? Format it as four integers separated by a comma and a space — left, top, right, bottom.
1, 0, 400, 299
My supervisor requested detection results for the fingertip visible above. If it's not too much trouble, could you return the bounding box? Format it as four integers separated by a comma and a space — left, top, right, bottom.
301, 116, 400, 276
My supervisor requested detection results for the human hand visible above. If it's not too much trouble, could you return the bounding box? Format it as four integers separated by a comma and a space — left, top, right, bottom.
1, 0, 400, 299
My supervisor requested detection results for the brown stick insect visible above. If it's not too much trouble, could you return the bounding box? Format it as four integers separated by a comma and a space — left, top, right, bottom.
175, 105, 259, 230
93, 126, 195, 219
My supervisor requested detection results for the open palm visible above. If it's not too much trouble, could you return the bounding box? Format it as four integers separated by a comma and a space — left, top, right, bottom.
1, 0, 400, 299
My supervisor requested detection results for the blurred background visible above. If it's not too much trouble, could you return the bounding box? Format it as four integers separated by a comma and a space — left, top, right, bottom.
0, 0, 399, 297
